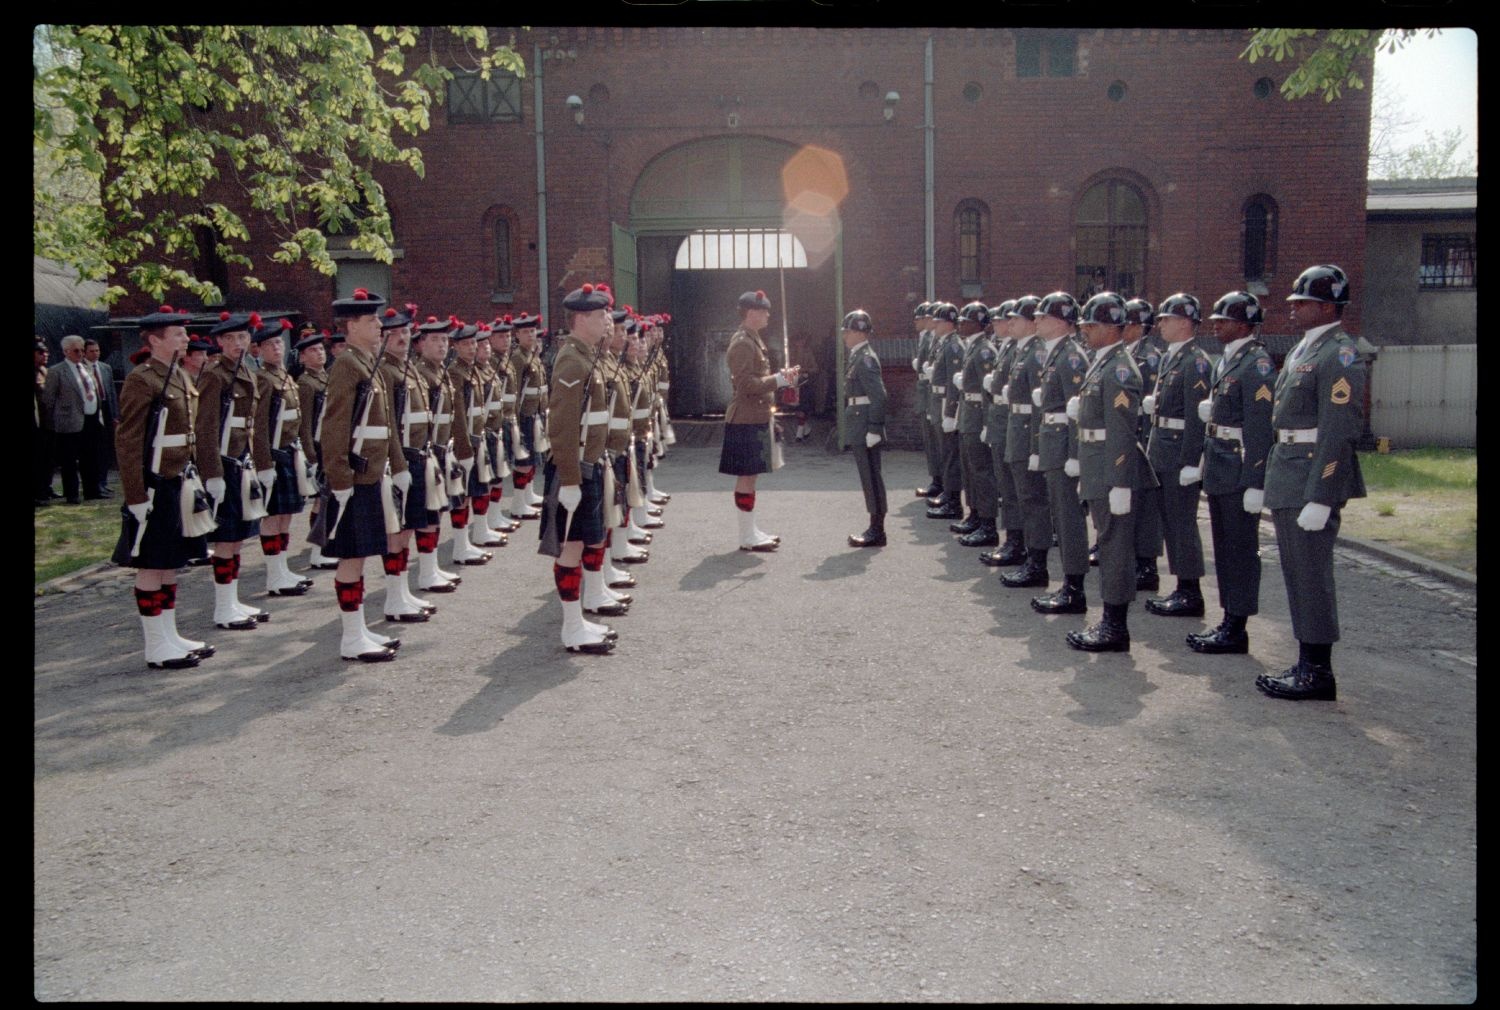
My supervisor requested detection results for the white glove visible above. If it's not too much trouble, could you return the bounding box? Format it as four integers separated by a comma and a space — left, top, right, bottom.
911, 357, 920, 373
332, 486, 353, 509
1065, 396, 1080, 421
1142, 394, 1157, 416
1243, 488, 1264, 514
1000, 384, 1010, 402
559, 484, 582, 513
1109, 486, 1131, 515
951, 372, 964, 391
1064, 458, 1080, 478
1179, 466, 1201, 486
393, 469, 412, 493
922, 364, 935, 380
979, 426, 988, 441
127, 501, 151, 525
1296, 501, 1331, 532
941, 415, 957, 433
865, 432, 882, 448
256, 468, 276, 494
1031, 387, 1043, 407
204, 476, 226, 503
1027, 453, 1040, 472
982, 371, 996, 393
1197, 397, 1214, 423
774, 372, 791, 388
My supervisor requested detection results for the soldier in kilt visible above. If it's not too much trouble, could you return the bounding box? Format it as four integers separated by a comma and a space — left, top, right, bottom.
482, 320, 520, 539
510, 314, 547, 517
446, 323, 492, 567
295, 329, 338, 571
251, 318, 313, 599
410, 317, 461, 594
375, 305, 436, 623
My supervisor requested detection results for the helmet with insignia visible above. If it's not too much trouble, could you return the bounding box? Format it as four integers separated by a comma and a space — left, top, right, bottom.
1008, 295, 1041, 321
959, 301, 991, 327
1036, 291, 1079, 324
1156, 293, 1202, 323
913, 301, 931, 319
991, 300, 1016, 321
842, 310, 874, 333
1208, 290, 1264, 325
1080, 292, 1128, 326
930, 302, 960, 324
1123, 298, 1155, 331
1286, 264, 1350, 305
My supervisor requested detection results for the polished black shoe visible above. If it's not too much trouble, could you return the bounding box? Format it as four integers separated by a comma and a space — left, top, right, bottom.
419, 580, 459, 594
1186, 623, 1249, 654
1256, 661, 1336, 701
1067, 619, 1130, 652
958, 522, 999, 548
1145, 589, 1205, 617
585, 600, 631, 617
992, 536, 1026, 566
1135, 561, 1160, 593
148, 654, 201, 670
949, 513, 980, 535
627, 532, 653, 546
915, 483, 942, 499
1001, 560, 1049, 588
607, 574, 638, 589
925, 501, 962, 520
565, 639, 616, 655
1031, 584, 1087, 614
646, 507, 664, 518
267, 584, 311, 597
1088, 542, 1100, 567
343, 647, 396, 663
384, 610, 431, 623
848, 526, 887, 548
615, 551, 649, 565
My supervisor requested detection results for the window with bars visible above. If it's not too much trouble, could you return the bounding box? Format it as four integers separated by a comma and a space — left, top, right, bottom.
956, 200, 987, 285
674, 229, 808, 270
447, 70, 522, 124
1074, 179, 1148, 299
1242, 195, 1278, 282
1420, 233, 1476, 289
1016, 31, 1078, 79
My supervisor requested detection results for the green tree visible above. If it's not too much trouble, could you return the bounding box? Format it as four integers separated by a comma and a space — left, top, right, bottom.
33, 25, 522, 307
1374, 127, 1476, 179
1241, 28, 1436, 101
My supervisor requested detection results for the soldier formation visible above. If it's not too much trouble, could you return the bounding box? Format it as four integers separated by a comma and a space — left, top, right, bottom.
111, 287, 678, 667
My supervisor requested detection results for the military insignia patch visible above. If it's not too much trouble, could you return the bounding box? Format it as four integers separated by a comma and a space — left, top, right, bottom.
1115, 364, 1131, 383
1296, 363, 1316, 373
1115, 453, 1126, 466
1146, 352, 1159, 368
1193, 380, 1207, 391
1322, 461, 1338, 479
1254, 384, 1272, 402
1196, 358, 1210, 374
1256, 357, 1274, 376
1035, 348, 1047, 364
1113, 391, 1130, 409
1338, 345, 1356, 367
1330, 377, 1352, 405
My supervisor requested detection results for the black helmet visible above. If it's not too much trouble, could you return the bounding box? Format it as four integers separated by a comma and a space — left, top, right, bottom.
1036, 291, 1079, 324
1157, 293, 1202, 323
914, 301, 932, 319
959, 301, 991, 327
842, 309, 874, 333
1008, 295, 1041, 321
1123, 298, 1154, 331
1208, 290, 1265, 326
992, 300, 1017, 321
1080, 292, 1128, 326
931, 302, 960, 324
1287, 264, 1350, 305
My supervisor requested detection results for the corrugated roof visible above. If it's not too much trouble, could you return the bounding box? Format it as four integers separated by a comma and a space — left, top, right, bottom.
34, 255, 108, 311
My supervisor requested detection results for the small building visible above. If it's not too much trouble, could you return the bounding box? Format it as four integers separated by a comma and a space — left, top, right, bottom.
1364, 177, 1476, 347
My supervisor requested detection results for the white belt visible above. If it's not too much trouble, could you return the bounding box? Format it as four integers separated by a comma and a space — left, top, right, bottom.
1208, 423, 1243, 443
846, 396, 870, 406
584, 410, 610, 425
1010, 403, 1033, 415
468, 407, 486, 418
523, 387, 540, 395
609, 417, 629, 430
1155, 416, 1186, 430
433, 412, 453, 424
656, 382, 670, 392
539, 385, 550, 396
484, 401, 503, 411
1079, 427, 1107, 443
353, 425, 388, 440
1277, 427, 1318, 444
500, 394, 517, 404
280, 408, 299, 421
931, 385, 947, 394
225, 416, 247, 429
404, 411, 430, 424
156, 434, 188, 448
631, 408, 652, 419
1043, 412, 1069, 425
963, 393, 983, 402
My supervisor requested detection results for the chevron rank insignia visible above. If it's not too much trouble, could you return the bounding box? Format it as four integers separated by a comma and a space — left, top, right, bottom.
1193, 380, 1207, 391
1330, 377, 1352, 405
1113, 391, 1131, 410
1116, 453, 1126, 466
1255, 384, 1272, 402
557, 378, 581, 388
1322, 461, 1338, 479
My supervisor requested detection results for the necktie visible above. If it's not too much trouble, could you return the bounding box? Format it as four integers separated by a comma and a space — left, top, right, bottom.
78, 363, 96, 404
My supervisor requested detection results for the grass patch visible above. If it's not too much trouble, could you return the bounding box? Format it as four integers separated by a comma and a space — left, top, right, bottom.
34, 498, 122, 587
1341, 448, 1475, 572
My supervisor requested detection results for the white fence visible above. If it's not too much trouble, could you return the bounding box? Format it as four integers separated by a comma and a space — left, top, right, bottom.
1370, 344, 1476, 448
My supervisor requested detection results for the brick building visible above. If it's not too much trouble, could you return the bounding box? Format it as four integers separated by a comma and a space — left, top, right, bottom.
121, 27, 1372, 437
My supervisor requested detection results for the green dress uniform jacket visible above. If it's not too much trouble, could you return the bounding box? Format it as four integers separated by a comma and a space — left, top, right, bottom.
1264, 327, 1367, 509
1077, 340, 1148, 605
938, 331, 966, 429
1146, 338, 1213, 474
843, 341, 887, 437
982, 336, 1016, 449
913, 328, 934, 414
957, 334, 997, 436
1003, 335, 1044, 465
1033, 336, 1088, 471
1201, 340, 1276, 496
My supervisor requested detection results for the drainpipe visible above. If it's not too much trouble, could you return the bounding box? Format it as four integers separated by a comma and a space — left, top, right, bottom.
534, 44, 550, 323
924, 35, 935, 301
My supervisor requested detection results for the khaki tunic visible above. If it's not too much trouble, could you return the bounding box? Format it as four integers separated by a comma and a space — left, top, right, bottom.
547, 335, 610, 486
251, 363, 301, 469
115, 358, 200, 506
193, 353, 258, 478
321, 344, 405, 491
416, 358, 462, 459
724, 327, 778, 425
296, 367, 328, 466
603, 353, 632, 454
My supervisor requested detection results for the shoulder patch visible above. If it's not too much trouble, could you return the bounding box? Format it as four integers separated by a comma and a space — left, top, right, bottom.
1338, 345, 1357, 368
1034, 348, 1047, 365
1115, 363, 1131, 383
1255, 357, 1274, 377
1330, 377, 1352, 405
1146, 352, 1159, 368
1068, 352, 1083, 369
1195, 357, 1210, 375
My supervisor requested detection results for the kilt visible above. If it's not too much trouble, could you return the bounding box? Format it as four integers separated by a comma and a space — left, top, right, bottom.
322, 481, 389, 559
266, 446, 306, 516
466, 440, 489, 498
536, 459, 605, 557
611, 452, 631, 510
111, 474, 208, 570
719, 421, 774, 476
402, 447, 442, 529
485, 430, 503, 485
207, 456, 261, 544
517, 412, 539, 462
634, 438, 650, 483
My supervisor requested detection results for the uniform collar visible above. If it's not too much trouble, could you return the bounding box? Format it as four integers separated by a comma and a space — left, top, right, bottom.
848, 340, 870, 356
1042, 334, 1067, 355
1220, 335, 1254, 364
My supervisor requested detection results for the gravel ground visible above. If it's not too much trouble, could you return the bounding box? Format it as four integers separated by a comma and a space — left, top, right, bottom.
34, 444, 1476, 1001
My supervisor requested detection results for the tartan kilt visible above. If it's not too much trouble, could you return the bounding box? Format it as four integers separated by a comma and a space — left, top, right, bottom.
536, 460, 605, 557
111, 474, 207, 570
611, 452, 631, 510
466, 440, 489, 498
402, 447, 441, 529
208, 456, 261, 544
499, 422, 518, 465
266, 446, 307, 516
322, 481, 388, 559
719, 421, 774, 476
517, 412, 539, 460
485, 430, 504, 484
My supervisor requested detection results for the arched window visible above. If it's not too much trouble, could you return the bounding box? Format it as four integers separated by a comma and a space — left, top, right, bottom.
673, 229, 807, 270
1074, 178, 1148, 299
1241, 194, 1278, 283
484, 205, 518, 301
955, 199, 989, 287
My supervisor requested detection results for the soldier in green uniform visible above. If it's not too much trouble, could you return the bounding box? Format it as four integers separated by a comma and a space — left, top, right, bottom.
1187, 291, 1277, 655
951, 302, 1000, 546
1143, 294, 1214, 618
1256, 265, 1367, 701
1066, 293, 1153, 651
999, 296, 1053, 588
1029, 292, 1090, 615
979, 301, 1027, 567
840, 310, 888, 547
910, 303, 943, 500
251, 318, 314, 599
295, 329, 337, 571
1123, 298, 1164, 591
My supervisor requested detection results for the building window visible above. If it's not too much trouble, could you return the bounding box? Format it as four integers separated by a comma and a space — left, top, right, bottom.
1420, 234, 1476, 289
1074, 178, 1148, 299
194, 225, 229, 305
955, 199, 988, 286
1241, 194, 1278, 282
494, 217, 513, 293
447, 70, 522, 124
674, 229, 808, 270
1017, 31, 1078, 79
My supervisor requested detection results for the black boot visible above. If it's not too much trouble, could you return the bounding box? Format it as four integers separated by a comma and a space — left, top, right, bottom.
1068, 602, 1131, 652
1256, 660, 1336, 700
1088, 541, 1100, 567
1001, 549, 1050, 588
958, 518, 999, 547
1146, 580, 1205, 617
984, 531, 1025, 566
916, 480, 943, 499
1135, 557, 1160, 593
1187, 613, 1249, 654
848, 514, 887, 548
926, 498, 962, 520
949, 510, 980, 534
1032, 575, 1087, 614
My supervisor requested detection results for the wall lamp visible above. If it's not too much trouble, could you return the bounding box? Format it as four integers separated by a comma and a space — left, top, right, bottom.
884, 91, 900, 121
566, 94, 584, 127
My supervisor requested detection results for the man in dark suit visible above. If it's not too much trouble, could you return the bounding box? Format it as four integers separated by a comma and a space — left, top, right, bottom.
41, 334, 106, 503
84, 338, 117, 496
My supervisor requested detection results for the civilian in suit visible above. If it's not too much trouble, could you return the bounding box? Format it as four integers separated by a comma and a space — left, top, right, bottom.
84, 338, 118, 495
41, 334, 106, 503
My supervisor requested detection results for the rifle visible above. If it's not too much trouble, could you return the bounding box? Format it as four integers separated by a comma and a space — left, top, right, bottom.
131, 350, 183, 557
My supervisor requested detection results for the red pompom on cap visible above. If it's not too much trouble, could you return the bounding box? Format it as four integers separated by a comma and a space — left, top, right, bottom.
280, 319, 293, 330
248, 312, 262, 328
384, 307, 397, 318
219, 311, 231, 321
755, 290, 766, 299
582, 283, 594, 294
353, 288, 370, 300
426, 315, 438, 323
159, 304, 174, 313
503, 314, 513, 323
